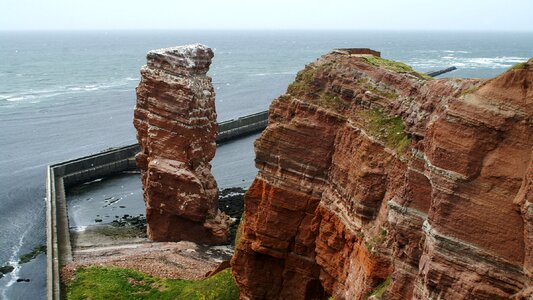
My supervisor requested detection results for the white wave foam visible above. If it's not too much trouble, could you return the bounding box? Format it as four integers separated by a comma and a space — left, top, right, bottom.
5, 93, 62, 102
249, 71, 296, 77
443, 50, 471, 54
67, 84, 105, 92
83, 178, 103, 185
6, 96, 25, 102
1, 77, 138, 105
0, 227, 30, 299
409, 56, 528, 70
71, 226, 88, 232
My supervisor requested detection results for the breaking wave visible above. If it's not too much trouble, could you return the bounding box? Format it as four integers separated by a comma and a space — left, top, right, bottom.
0, 77, 138, 104
249, 71, 296, 77
408, 56, 527, 70
0, 227, 29, 299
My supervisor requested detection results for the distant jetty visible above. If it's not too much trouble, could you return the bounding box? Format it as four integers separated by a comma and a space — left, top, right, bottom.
427, 66, 457, 77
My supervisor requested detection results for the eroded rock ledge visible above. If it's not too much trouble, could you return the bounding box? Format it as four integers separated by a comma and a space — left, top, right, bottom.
231, 51, 532, 299
134, 44, 229, 244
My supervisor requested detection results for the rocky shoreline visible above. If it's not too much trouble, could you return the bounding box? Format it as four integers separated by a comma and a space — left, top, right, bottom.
218, 187, 246, 245
71, 187, 245, 246
62, 187, 246, 285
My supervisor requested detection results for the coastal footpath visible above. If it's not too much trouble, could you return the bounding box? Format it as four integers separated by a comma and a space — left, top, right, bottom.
231, 51, 532, 299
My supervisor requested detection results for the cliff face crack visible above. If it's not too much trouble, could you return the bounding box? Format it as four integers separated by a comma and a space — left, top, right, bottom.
231, 50, 533, 300
134, 44, 230, 244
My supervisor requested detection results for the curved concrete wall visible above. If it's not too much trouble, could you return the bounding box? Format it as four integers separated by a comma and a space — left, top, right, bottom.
217, 111, 268, 143
45, 111, 268, 299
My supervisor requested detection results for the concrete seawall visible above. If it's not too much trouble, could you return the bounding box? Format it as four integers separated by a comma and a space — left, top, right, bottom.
217, 111, 268, 143
45, 111, 268, 299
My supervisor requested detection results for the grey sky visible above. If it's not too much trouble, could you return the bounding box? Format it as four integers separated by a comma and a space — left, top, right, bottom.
1, 0, 532, 31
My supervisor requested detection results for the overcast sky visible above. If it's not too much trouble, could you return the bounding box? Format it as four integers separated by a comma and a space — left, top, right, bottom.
1, 0, 532, 31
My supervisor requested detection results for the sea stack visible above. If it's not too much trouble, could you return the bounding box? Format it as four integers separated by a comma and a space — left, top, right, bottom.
231, 51, 532, 299
134, 44, 230, 244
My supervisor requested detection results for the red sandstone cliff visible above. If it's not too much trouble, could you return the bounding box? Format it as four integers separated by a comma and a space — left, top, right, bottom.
231, 52, 532, 299
134, 44, 229, 244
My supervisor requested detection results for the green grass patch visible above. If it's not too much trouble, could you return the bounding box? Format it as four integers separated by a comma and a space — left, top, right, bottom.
506, 58, 532, 71
277, 94, 292, 102
509, 61, 531, 71
364, 276, 392, 300
365, 228, 388, 253
66, 267, 239, 300
287, 81, 311, 94
509, 62, 527, 70
361, 56, 432, 80
287, 67, 316, 94
287, 63, 334, 96
286, 66, 349, 112
366, 85, 398, 100
19, 244, 46, 264
359, 109, 411, 154
316, 92, 348, 111
512, 58, 532, 69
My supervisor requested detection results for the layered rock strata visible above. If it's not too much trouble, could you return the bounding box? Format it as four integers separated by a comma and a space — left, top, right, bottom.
134, 44, 229, 244
232, 52, 533, 299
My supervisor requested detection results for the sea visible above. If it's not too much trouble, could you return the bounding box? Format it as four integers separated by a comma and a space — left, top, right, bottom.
0, 30, 531, 299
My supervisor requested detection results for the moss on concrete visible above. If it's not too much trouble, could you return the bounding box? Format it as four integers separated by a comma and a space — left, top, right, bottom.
359, 109, 411, 154
66, 267, 239, 300
19, 244, 46, 264
0, 265, 14, 278
362, 56, 432, 80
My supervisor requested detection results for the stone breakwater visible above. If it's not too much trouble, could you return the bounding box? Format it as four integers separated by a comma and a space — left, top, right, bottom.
134, 44, 230, 244
231, 52, 533, 299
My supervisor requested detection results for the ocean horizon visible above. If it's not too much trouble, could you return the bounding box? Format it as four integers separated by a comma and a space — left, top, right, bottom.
1, 30, 532, 299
